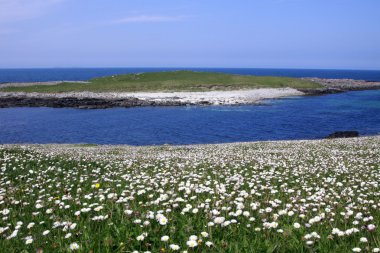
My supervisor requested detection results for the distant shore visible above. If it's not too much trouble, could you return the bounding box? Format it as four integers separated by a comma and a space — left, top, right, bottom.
0, 77, 379, 109
299, 77, 380, 94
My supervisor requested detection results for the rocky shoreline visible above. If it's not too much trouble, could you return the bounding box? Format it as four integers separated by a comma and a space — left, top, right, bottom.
299, 78, 380, 95
0, 95, 188, 109
0, 78, 379, 109
0, 88, 303, 109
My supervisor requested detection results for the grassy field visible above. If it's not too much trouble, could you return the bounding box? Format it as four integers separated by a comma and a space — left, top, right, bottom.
0, 137, 379, 252
0, 71, 321, 93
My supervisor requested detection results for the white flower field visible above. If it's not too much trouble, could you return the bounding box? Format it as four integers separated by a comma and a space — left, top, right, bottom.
0, 137, 379, 252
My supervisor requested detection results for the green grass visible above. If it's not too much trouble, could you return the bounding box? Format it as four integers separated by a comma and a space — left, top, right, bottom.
0, 71, 321, 93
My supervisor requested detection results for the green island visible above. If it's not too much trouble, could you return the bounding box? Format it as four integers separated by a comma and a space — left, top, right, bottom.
0, 71, 321, 92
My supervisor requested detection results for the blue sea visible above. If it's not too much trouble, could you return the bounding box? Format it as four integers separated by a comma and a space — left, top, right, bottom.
1, 68, 380, 83
0, 68, 379, 145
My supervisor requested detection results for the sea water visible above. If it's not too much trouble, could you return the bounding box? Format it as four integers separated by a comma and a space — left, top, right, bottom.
0, 90, 379, 145
0, 68, 379, 145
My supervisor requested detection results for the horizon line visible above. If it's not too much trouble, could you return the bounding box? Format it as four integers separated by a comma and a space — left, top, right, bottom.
0, 67, 380, 71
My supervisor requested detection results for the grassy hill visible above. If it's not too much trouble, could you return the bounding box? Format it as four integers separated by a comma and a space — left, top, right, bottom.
0, 70, 321, 93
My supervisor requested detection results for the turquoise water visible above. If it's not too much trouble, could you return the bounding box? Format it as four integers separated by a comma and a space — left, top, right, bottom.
0, 90, 379, 145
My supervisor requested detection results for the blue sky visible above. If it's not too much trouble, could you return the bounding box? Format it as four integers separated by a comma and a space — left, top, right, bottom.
0, 0, 379, 69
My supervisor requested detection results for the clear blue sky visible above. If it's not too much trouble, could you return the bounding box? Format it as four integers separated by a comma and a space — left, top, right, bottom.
0, 0, 379, 69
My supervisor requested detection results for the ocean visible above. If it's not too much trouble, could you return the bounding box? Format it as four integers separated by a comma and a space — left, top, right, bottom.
0, 68, 379, 145
0, 68, 379, 83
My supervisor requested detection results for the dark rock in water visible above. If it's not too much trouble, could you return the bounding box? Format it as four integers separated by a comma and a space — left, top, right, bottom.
297, 88, 343, 96
0, 96, 187, 109
326, 131, 359, 139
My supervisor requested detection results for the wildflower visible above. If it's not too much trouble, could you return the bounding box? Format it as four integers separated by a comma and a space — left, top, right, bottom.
169, 244, 180, 250
205, 241, 213, 247
360, 237, 368, 243
263, 221, 278, 229
107, 193, 116, 199
222, 220, 231, 227
42, 230, 50, 236
352, 248, 361, 252
6, 229, 18, 240
161, 235, 169, 242
186, 240, 197, 248
95, 183, 100, 188
25, 237, 33, 244
158, 216, 168, 225
214, 217, 225, 224
0, 227, 7, 234
69, 243, 80, 251
201, 232, 209, 237
136, 235, 145, 241
293, 223, 301, 229
368, 224, 376, 231
27, 222, 35, 229
35, 203, 43, 209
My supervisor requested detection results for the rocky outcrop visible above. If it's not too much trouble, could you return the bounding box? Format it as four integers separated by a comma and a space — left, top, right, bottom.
300, 78, 380, 95
297, 88, 343, 95
0, 96, 188, 109
326, 131, 359, 139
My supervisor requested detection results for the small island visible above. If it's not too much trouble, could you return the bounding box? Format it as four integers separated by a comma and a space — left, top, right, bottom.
0, 71, 379, 108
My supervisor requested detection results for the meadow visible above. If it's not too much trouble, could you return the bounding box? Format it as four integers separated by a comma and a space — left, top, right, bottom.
0, 137, 379, 252
0, 71, 320, 93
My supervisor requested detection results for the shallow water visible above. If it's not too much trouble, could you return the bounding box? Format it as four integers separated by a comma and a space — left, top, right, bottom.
0, 90, 379, 145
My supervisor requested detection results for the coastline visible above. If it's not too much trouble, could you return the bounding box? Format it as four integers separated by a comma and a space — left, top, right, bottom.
299, 77, 380, 95
0, 88, 303, 108
0, 78, 379, 108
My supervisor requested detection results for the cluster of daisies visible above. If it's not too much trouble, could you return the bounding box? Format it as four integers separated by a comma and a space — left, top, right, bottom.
0, 136, 379, 252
